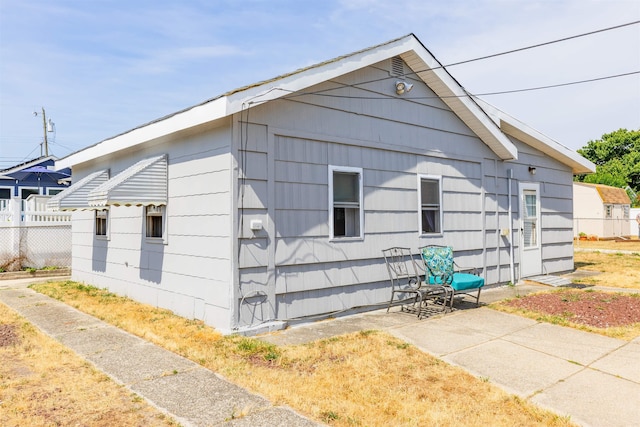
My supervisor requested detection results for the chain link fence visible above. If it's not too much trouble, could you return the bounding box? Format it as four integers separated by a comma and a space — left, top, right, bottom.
0, 224, 71, 271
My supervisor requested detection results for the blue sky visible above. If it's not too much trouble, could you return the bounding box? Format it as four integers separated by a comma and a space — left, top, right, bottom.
1, 0, 639, 168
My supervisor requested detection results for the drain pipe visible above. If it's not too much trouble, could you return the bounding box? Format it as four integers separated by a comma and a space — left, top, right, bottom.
507, 169, 515, 285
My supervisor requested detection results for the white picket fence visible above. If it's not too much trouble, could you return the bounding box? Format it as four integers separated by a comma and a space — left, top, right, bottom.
0, 196, 71, 270
0, 196, 71, 224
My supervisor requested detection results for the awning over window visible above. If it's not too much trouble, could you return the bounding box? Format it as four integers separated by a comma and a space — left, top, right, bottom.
87, 155, 167, 207
47, 169, 110, 211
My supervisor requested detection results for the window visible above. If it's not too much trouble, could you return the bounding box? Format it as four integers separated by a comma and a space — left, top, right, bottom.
95, 209, 108, 237
145, 205, 166, 240
0, 188, 11, 199
419, 175, 442, 234
523, 190, 538, 248
329, 166, 363, 239
20, 188, 39, 199
623, 205, 630, 219
605, 205, 612, 218
47, 188, 64, 196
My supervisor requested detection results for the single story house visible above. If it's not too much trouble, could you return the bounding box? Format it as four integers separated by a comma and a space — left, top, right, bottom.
573, 182, 631, 238
51, 34, 594, 334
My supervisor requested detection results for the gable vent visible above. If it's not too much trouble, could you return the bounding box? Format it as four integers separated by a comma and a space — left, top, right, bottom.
391, 56, 404, 76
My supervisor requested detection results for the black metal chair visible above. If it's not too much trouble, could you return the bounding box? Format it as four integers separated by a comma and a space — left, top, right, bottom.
382, 247, 450, 318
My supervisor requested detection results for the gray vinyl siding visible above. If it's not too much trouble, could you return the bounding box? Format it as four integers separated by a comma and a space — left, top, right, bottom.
70, 125, 235, 332
235, 60, 501, 325
234, 59, 576, 326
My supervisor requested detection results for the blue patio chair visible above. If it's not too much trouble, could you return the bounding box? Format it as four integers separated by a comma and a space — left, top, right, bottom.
419, 245, 484, 309
382, 247, 450, 318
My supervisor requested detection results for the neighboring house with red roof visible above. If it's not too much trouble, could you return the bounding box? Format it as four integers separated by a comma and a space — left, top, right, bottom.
573, 182, 631, 238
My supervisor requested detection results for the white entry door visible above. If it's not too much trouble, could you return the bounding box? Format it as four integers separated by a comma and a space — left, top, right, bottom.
519, 183, 542, 278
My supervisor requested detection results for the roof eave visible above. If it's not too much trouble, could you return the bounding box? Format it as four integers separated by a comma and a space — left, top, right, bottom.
57, 34, 519, 168
472, 97, 595, 175
499, 118, 595, 175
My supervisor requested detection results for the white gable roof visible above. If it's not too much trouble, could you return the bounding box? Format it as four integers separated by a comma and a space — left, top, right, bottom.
56, 34, 588, 173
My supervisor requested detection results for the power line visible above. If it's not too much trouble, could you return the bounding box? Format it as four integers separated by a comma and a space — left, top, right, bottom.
445, 20, 640, 68
280, 20, 640, 99
471, 70, 640, 97
281, 70, 640, 101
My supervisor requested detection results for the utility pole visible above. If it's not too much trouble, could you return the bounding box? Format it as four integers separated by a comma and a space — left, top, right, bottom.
40, 107, 48, 157
34, 107, 54, 157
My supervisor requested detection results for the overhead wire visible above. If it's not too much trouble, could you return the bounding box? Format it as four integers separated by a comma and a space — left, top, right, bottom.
278, 70, 640, 102
273, 20, 640, 101
445, 20, 640, 68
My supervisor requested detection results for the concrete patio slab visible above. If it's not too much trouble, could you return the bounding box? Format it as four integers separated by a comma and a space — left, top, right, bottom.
392, 318, 497, 357
532, 368, 640, 427
502, 322, 626, 366
590, 340, 640, 383
443, 339, 584, 398
428, 308, 539, 337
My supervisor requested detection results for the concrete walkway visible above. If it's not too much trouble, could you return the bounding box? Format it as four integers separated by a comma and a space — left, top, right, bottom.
0, 277, 322, 427
2, 277, 639, 426
262, 284, 640, 427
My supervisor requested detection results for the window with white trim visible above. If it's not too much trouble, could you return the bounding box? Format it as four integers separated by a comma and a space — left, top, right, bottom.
605, 204, 612, 218
329, 166, 363, 239
95, 209, 109, 238
145, 205, 166, 240
20, 187, 39, 199
419, 175, 442, 234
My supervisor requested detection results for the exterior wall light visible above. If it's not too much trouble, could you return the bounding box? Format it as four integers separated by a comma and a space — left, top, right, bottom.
395, 81, 413, 95
528, 166, 537, 175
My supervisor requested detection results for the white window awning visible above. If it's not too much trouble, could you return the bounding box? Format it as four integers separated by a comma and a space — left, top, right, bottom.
47, 169, 110, 211
88, 154, 167, 207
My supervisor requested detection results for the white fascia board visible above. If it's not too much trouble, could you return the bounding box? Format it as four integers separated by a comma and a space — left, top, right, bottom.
500, 118, 595, 174
56, 98, 228, 169
225, 36, 423, 115
473, 97, 594, 174
59, 38, 418, 170
56, 34, 519, 169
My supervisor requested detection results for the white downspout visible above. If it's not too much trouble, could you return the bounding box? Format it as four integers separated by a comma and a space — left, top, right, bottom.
507, 169, 515, 285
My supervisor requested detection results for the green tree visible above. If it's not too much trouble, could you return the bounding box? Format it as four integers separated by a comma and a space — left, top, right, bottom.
575, 129, 640, 207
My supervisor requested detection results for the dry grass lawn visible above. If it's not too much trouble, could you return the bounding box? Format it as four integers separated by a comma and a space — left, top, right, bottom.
0, 303, 177, 427
573, 241, 640, 290
25, 281, 575, 427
